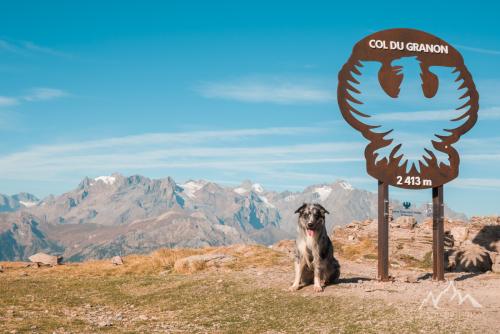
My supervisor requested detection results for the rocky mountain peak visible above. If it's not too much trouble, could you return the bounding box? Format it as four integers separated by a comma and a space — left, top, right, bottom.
0, 193, 40, 212
180, 180, 208, 198
233, 180, 265, 195
0, 173, 468, 262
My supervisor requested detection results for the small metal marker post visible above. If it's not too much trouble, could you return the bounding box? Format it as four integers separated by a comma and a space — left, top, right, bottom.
432, 186, 445, 281
377, 181, 389, 281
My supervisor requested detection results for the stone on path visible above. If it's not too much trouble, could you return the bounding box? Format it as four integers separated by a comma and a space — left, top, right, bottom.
111, 256, 124, 266
28, 252, 62, 266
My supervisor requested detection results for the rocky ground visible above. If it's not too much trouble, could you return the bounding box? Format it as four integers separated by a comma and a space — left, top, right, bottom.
1, 234, 499, 333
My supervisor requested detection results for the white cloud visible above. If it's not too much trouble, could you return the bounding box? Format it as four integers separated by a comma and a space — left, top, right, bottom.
450, 178, 500, 189
0, 127, 363, 180
23, 88, 68, 101
0, 88, 67, 115
455, 44, 500, 56
372, 109, 459, 122
370, 106, 500, 122
21, 41, 70, 58
0, 39, 69, 57
197, 77, 335, 104
0, 96, 18, 107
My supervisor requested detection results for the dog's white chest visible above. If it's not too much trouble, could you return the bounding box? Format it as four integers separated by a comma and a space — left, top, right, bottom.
305, 235, 316, 249
297, 235, 316, 253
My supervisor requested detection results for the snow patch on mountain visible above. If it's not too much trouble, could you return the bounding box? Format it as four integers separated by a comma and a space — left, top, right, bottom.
233, 187, 247, 195
339, 181, 354, 191
314, 186, 332, 201
181, 181, 205, 198
19, 201, 38, 208
259, 195, 275, 208
252, 183, 264, 193
234, 183, 264, 195
94, 176, 117, 185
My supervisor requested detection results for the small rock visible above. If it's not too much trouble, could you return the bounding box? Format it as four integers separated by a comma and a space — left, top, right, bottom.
19, 271, 28, 277
404, 275, 418, 283
393, 216, 417, 230
448, 226, 469, 245
0, 265, 3, 273
138, 315, 148, 321
28, 252, 62, 266
111, 256, 124, 266
98, 320, 113, 327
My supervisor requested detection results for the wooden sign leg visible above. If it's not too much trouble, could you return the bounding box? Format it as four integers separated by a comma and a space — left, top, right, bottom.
432, 185, 445, 281
378, 180, 389, 281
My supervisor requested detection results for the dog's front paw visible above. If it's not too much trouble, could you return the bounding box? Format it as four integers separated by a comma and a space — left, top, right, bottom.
288, 284, 300, 292
313, 285, 324, 293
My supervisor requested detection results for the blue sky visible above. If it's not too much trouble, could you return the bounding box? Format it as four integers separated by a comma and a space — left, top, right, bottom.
0, 1, 499, 216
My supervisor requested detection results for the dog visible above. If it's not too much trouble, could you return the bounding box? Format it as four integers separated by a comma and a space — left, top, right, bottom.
289, 203, 340, 292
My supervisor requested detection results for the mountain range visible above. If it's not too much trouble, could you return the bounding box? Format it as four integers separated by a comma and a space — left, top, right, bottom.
0, 174, 466, 261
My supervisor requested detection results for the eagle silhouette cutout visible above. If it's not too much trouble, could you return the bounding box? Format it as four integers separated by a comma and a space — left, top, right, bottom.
337, 28, 479, 189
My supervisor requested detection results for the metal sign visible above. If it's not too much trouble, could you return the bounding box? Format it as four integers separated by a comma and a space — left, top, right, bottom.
337, 28, 479, 189
337, 28, 479, 281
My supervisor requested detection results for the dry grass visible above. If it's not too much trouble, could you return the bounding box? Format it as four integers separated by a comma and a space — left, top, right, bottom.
337, 238, 378, 261
0, 244, 287, 279
396, 251, 433, 269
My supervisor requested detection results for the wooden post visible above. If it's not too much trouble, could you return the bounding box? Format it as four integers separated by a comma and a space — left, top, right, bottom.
378, 180, 389, 281
432, 185, 445, 281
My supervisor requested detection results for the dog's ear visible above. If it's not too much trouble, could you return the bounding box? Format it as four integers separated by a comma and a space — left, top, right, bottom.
294, 203, 307, 214
314, 204, 330, 215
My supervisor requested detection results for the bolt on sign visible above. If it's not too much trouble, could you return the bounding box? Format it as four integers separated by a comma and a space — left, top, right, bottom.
337, 28, 479, 281
337, 28, 479, 190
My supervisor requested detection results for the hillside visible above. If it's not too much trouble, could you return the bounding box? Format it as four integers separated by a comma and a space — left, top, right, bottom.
0, 174, 466, 262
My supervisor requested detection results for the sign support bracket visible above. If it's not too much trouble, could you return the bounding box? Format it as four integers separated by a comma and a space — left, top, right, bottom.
432, 185, 445, 281
377, 180, 390, 281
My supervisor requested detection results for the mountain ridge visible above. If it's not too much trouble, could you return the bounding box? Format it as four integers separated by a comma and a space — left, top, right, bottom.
0, 173, 467, 261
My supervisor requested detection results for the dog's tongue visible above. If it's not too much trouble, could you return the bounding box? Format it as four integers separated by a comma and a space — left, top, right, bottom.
307, 229, 315, 237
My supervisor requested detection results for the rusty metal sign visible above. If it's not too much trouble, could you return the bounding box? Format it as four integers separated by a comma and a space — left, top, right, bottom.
337, 28, 479, 189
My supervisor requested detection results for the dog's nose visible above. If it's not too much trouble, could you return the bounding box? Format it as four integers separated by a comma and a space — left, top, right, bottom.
307, 223, 314, 229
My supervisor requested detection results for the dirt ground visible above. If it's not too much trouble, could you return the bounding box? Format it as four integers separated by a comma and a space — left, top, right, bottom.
0, 246, 499, 333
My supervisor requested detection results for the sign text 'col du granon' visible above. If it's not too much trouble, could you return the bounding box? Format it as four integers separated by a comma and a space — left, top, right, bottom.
368, 39, 449, 54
